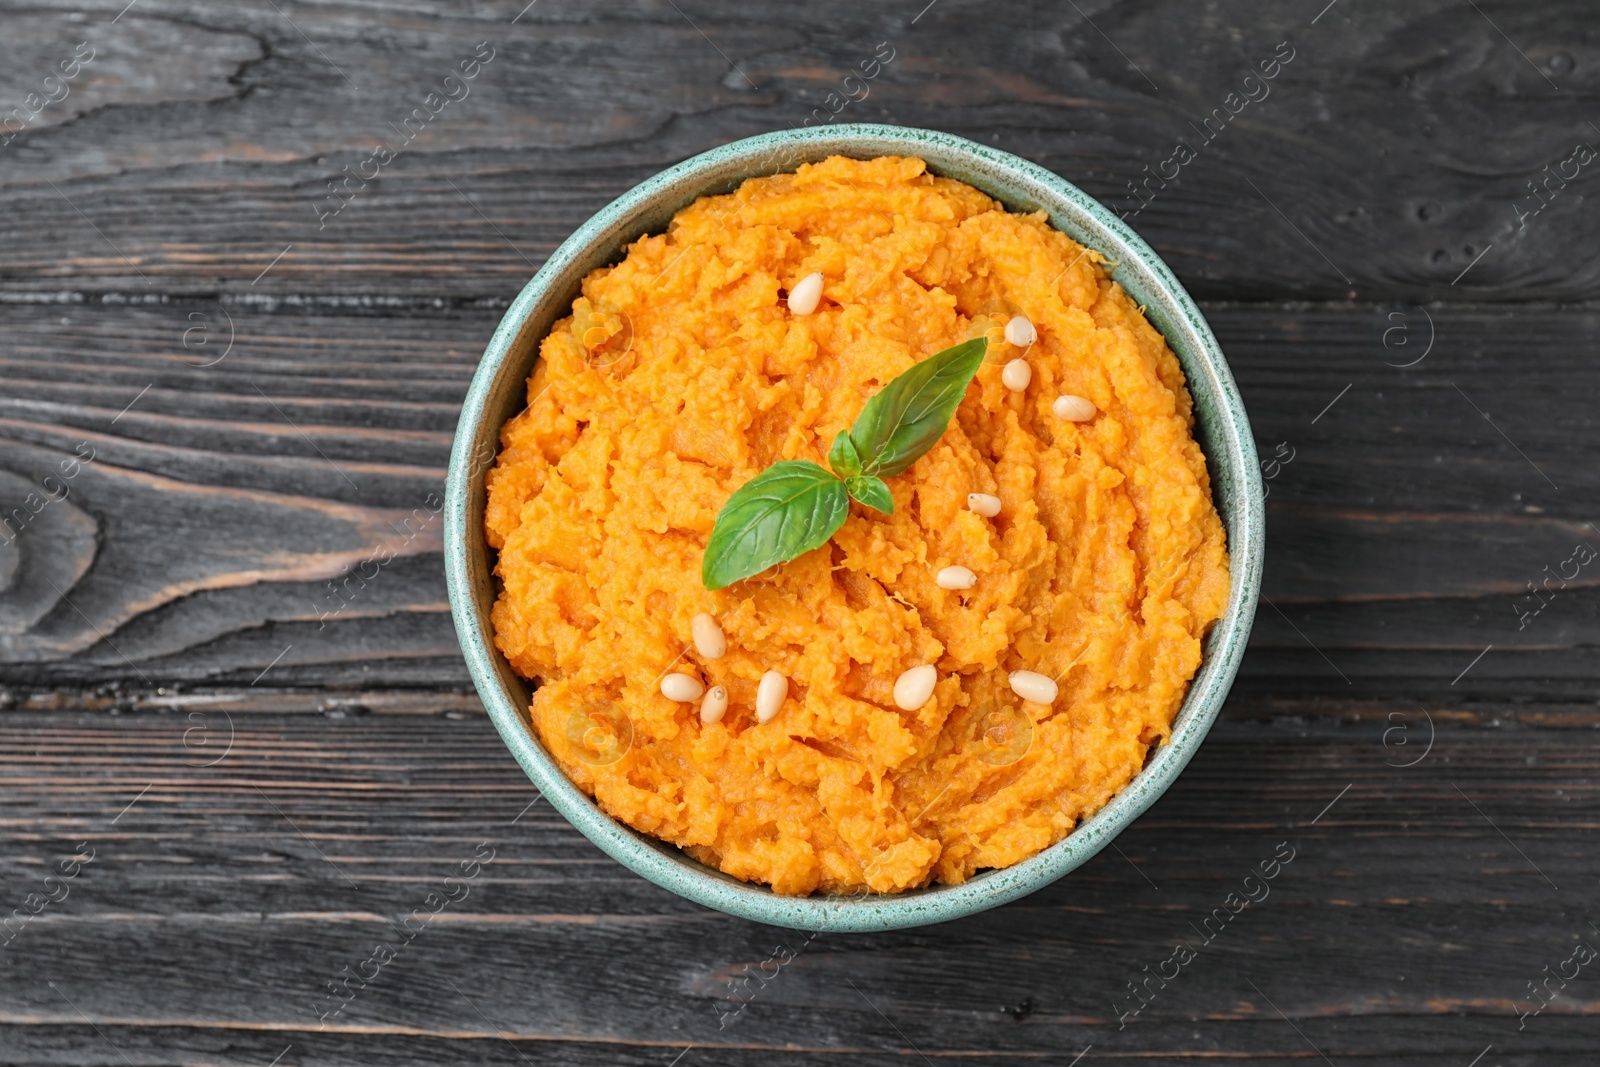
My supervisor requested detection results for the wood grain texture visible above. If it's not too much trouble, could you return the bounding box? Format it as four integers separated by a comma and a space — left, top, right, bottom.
6, 302, 1600, 706
2, 712, 1597, 1066
3, 0, 1598, 1063
0, 0, 1595, 302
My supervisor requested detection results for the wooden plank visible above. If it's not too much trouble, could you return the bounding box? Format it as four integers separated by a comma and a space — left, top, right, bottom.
4, 2, 1596, 1064
0, 711, 1593, 1063
0, 1, 1593, 302
6, 303, 1600, 703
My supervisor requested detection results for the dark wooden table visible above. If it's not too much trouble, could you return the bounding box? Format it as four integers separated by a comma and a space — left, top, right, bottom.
3, 2, 1596, 1064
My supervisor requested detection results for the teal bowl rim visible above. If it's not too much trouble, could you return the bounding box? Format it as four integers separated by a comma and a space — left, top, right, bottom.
445, 122, 1264, 932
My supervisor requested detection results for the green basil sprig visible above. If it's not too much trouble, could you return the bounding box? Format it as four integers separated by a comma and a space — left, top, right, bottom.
701, 338, 987, 590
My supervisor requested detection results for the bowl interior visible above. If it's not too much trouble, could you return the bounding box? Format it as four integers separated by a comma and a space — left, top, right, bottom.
445, 123, 1264, 932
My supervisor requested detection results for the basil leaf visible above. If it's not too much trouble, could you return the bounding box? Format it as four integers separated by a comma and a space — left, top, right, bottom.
701, 461, 849, 590
848, 338, 987, 477
828, 430, 863, 478
697, 340, 987, 587
845, 474, 894, 515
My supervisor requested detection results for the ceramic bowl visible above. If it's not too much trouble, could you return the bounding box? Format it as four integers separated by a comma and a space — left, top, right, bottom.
445, 123, 1264, 932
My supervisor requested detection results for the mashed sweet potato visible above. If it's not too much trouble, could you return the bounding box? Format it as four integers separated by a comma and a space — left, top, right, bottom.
485, 155, 1229, 895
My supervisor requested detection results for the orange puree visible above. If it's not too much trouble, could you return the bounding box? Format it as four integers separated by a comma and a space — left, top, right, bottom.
485, 155, 1229, 895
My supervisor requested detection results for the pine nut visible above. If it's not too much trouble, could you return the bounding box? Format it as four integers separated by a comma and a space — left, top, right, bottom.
660, 672, 705, 702
893, 664, 938, 711
756, 670, 788, 724
967, 492, 1001, 517
691, 612, 727, 659
700, 685, 729, 724
1052, 394, 1097, 421
1001, 358, 1032, 392
787, 272, 824, 316
1008, 670, 1058, 704
1005, 314, 1036, 347
936, 565, 977, 590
